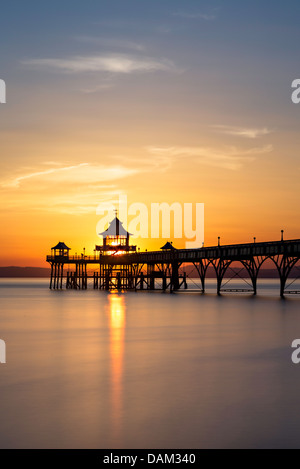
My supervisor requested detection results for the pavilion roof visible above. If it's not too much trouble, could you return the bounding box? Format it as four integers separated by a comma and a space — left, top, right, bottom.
51, 242, 71, 250
160, 241, 176, 250
99, 216, 132, 238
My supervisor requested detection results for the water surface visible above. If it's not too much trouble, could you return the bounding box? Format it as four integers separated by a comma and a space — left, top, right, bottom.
0, 278, 300, 448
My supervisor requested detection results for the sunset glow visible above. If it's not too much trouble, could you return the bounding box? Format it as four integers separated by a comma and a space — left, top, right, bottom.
107, 294, 126, 441
0, 2, 299, 267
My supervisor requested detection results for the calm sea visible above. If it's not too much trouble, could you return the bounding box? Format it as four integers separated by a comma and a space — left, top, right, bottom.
0, 278, 300, 449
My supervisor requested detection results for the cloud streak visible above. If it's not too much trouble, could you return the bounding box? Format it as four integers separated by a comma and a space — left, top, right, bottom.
213, 125, 273, 139
1, 163, 138, 189
1, 163, 88, 188
21, 54, 176, 74
146, 145, 273, 170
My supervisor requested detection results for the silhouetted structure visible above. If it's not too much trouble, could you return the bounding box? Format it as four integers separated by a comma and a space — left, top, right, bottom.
92, 215, 137, 289
96, 215, 136, 253
47, 221, 300, 297
51, 242, 70, 258
161, 241, 176, 251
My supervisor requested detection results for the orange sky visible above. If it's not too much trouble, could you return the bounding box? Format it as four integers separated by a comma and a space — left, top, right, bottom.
1, 3, 300, 267
1, 117, 300, 267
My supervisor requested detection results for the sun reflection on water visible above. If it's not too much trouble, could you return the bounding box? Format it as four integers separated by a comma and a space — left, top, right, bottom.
107, 294, 126, 443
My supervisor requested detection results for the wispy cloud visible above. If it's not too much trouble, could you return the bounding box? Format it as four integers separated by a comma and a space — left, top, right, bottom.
39, 189, 124, 215
146, 145, 273, 170
213, 125, 273, 139
75, 36, 145, 52
2, 187, 125, 215
1, 163, 88, 188
21, 54, 176, 74
81, 83, 114, 94
173, 11, 216, 21
1, 163, 138, 189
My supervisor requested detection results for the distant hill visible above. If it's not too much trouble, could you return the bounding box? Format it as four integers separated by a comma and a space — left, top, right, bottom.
0, 267, 50, 278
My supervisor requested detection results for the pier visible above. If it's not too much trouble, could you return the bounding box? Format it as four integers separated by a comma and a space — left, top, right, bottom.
46, 216, 300, 297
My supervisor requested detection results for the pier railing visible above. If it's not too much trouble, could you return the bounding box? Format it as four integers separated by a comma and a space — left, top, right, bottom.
46, 254, 99, 262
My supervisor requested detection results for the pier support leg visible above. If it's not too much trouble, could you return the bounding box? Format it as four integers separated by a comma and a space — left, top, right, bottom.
252, 275, 257, 295
94, 272, 98, 289
54, 263, 58, 290
84, 263, 87, 289
217, 277, 222, 296
105, 271, 110, 291
50, 263, 53, 289
60, 264, 64, 289
117, 272, 121, 290
211, 259, 231, 296
57, 264, 61, 290
183, 272, 187, 289
200, 276, 205, 293
193, 260, 208, 293
280, 274, 286, 298
271, 255, 299, 298
75, 264, 79, 289
171, 262, 180, 292
162, 274, 167, 291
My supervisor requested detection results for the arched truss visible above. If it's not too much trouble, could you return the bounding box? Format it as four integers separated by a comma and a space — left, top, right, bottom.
282, 258, 300, 294
192, 259, 211, 292
192, 255, 300, 296
219, 259, 258, 294
209, 258, 248, 295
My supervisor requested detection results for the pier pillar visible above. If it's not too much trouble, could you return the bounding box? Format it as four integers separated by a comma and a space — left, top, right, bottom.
171, 262, 180, 292
183, 272, 187, 289
162, 274, 167, 291
50, 263, 53, 289
214, 260, 227, 296
128, 273, 133, 290
217, 276, 222, 296
84, 263, 87, 289
93, 272, 99, 289
117, 272, 121, 290
54, 263, 58, 289
57, 264, 61, 290
251, 275, 257, 296
200, 275, 205, 293
75, 264, 79, 289
193, 261, 208, 293
147, 264, 155, 290
280, 273, 287, 298
105, 271, 110, 291
60, 264, 64, 289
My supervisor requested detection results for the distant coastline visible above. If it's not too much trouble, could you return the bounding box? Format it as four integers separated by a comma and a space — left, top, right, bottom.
0, 267, 50, 278
0, 266, 285, 279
